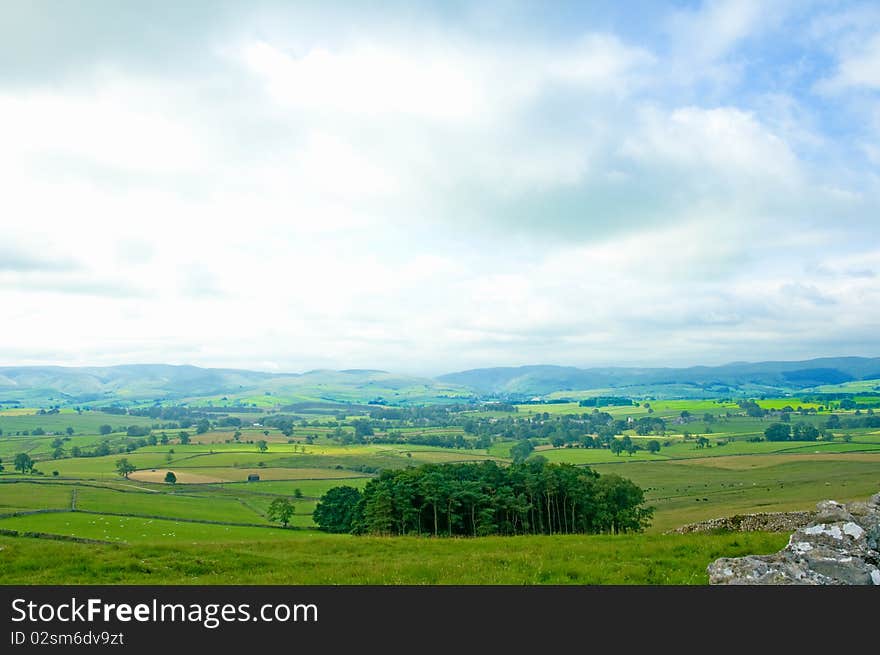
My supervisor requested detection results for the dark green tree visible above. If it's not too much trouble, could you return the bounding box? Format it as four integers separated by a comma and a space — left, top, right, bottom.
267, 497, 295, 527
14, 453, 34, 474
313, 486, 363, 533
115, 458, 136, 478
764, 423, 791, 442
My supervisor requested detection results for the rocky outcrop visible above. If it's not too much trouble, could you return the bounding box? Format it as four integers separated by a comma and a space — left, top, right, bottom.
671, 511, 814, 534
708, 493, 880, 585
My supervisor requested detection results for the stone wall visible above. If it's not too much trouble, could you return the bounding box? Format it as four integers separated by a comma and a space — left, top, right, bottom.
708, 493, 880, 585
671, 511, 814, 534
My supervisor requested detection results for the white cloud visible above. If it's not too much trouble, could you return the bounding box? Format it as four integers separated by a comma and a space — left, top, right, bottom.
666, 0, 767, 64
622, 105, 800, 186
817, 32, 880, 92
0, 4, 877, 373
0, 82, 207, 175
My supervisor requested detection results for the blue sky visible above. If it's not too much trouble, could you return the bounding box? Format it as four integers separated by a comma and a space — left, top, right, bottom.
1, 1, 878, 374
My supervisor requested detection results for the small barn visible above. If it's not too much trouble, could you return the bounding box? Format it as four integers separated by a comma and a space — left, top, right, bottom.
247, 473, 260, 482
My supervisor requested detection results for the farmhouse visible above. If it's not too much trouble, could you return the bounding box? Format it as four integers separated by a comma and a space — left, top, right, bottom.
247, 473, 260, 482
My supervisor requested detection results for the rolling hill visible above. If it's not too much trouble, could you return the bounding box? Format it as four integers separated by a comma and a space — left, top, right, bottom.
0, 357, 878, 407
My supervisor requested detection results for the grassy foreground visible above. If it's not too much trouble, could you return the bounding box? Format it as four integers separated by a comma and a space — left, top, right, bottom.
0, 531, 787, 585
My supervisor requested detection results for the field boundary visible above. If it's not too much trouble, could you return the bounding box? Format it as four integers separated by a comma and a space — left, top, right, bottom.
0, 509, 70, 519
0, 527, 115, 545
70, 508, 300, 530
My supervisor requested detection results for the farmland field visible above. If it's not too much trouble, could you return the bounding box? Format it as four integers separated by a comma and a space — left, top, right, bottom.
0, 395, 877, 584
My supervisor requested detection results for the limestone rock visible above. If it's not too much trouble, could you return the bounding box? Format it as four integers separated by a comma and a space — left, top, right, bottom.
708, 493, 880, 585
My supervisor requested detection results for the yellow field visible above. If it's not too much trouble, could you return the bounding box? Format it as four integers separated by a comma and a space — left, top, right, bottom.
128, 469, 226, 484
130, 466, 374, 483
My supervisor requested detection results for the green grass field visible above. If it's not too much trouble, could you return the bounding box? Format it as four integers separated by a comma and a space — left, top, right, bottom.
0, 530, 787, 584
593, 453, 880, 532
0, 396, 876, 585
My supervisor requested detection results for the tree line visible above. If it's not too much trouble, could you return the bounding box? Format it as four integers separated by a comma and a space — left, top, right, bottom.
313, 460, 653, 537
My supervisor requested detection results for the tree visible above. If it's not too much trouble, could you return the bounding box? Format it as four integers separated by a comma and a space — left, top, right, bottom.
115, 458, 136, 478
352, 419, 374, 441
293, 488, 303, 499
0, 458, 4, 471
509, 439, 534, 463
594, 474, 654, 534
646, 440, 661, 454
610, 439, 623, 456
52, 447, 64, 459
178, 431, 190, 445
267, 497, 295, 527
764, 423, 791, 442
313, 486, 363, 533
164, 471, 177, 484
792, 422, 819, 441
257, 440, 268, 453
195, 419, 211, 435
14, 453, 34, 474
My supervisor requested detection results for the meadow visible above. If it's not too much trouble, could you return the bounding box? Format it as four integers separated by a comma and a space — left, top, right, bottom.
0, 395, 877, 584
0, 531, 787, 585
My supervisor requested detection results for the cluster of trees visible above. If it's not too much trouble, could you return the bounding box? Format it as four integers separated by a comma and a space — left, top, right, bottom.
321, 409, 669, 453
836, 414, 880, 429
313, 460, 653, 537
372, 431, 487, 450
259, 415, 297, 436
100, 406, 221, 432
765, 422, 827, 442
738, 400, 766, 418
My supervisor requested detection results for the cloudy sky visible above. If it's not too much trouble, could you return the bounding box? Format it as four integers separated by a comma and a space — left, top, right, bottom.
1, 1, 878, 375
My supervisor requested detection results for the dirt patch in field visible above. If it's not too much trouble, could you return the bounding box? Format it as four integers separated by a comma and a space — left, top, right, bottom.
128, 469, 226, 484
176, 467, 374, 482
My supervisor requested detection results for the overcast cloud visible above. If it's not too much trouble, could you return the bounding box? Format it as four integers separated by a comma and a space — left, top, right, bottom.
0, 1, 878, 374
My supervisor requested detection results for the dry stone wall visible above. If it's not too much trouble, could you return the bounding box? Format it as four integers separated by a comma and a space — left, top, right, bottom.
708, 493, 880, 585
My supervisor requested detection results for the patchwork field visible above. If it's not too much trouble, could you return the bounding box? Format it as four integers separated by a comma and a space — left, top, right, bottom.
0, 396, 877, 584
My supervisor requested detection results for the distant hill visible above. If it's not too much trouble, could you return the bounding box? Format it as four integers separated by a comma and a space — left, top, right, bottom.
0, 364, 469, 407
0, 357, 878, 407
0, 364, 278, 405
436, 357, 880, 397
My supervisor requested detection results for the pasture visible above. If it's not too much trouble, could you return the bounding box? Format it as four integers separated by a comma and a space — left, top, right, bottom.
0, 395, 876, 584
0, 530, 787, 585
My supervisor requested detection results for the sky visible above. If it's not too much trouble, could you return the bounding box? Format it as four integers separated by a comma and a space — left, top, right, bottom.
1, 0, 879, 375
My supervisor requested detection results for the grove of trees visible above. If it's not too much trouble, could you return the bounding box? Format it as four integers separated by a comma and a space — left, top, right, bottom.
313, 460, 652, 537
